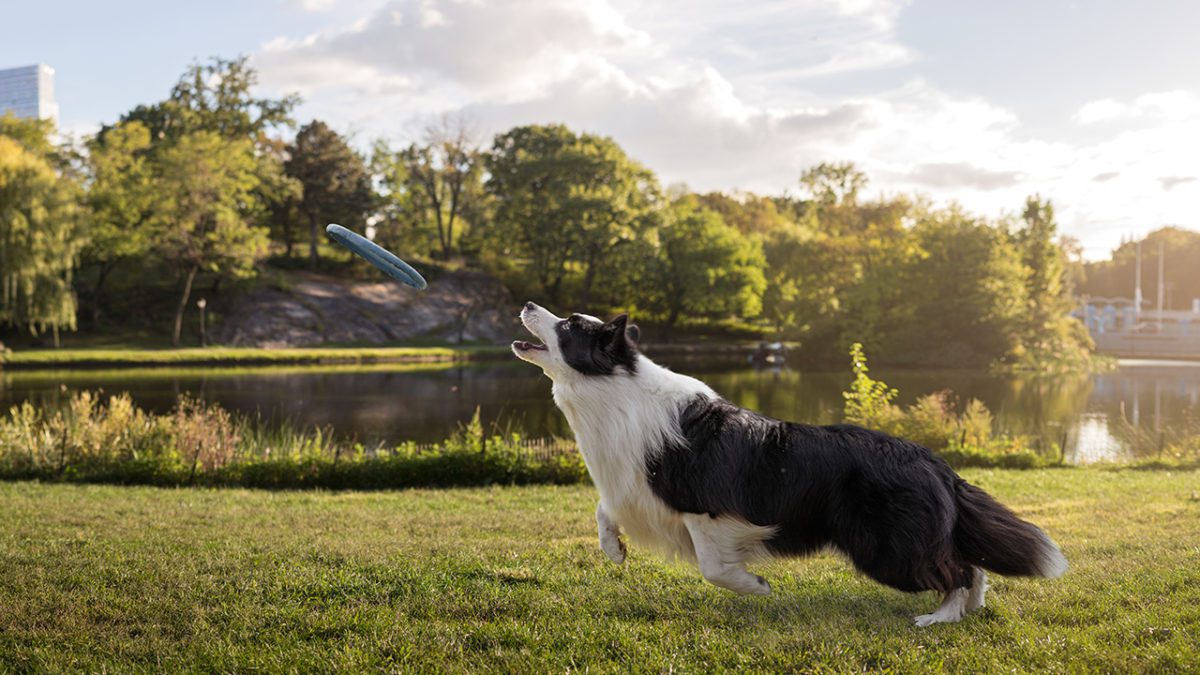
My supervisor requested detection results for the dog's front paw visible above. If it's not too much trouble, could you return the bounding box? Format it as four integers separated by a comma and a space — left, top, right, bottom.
600, 534, 626, 565
750, 574, 772, 596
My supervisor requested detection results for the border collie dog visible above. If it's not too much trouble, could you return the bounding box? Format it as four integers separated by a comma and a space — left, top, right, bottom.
513, 303, 1067, 626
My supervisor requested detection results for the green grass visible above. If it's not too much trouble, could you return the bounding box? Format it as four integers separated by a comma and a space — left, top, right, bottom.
1, 469, 1197, 672
0, 344, 509, 369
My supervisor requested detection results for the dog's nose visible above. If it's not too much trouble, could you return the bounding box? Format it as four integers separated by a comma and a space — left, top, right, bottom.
525, 301, 537, 311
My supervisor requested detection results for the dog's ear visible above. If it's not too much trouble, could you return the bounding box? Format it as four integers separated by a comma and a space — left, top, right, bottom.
605, 314, 639, 348
605, 314, 628, 342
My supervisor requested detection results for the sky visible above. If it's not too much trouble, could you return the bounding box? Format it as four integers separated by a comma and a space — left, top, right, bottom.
3, 0, 1198, 259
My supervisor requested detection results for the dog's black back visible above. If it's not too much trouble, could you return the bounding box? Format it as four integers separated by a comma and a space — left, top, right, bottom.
647, 395, 1058, 594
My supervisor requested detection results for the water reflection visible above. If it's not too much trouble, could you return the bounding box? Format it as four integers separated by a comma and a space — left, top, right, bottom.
2, 357, 1199, 462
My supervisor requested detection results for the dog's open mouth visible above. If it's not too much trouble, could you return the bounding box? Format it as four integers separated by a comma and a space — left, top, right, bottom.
513, 340, 548, 352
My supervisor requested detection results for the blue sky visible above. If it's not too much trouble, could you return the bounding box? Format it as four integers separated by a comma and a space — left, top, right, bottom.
4, 0, 1198, 258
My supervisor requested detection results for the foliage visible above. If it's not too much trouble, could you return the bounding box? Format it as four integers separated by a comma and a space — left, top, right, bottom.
0, 393, 587, 489
887, 206, 1029, 367
375, 117, 486, 260
1009, 197, 1095, 371
637, 200, 767, 327
117, 56, 297, 145
151, 132, 270, 344
1081, 226, 1200, 309
285, 120, 373, 265
485, 124, 660, 306
841, 342, 900, 430
81, 121, 155, 323
0, 344, 503, 367
841, 343, 1054, 468
0, 123, 86, 341
0, 53, 1116, 372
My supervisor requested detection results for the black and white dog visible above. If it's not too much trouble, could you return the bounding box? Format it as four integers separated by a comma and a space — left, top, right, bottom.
513, 303, 1067, 626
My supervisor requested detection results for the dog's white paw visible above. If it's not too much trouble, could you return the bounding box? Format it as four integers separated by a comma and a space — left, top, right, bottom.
600, 534, 626, 565
913, 611, 963, 627
749, 575, 772, 596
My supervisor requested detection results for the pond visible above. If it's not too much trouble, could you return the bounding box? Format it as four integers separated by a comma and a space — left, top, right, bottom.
3, 355, 1198, 463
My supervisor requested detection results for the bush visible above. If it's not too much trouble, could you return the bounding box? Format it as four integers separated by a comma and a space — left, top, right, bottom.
841, 344, 1052, 469
0, 394, 588, 489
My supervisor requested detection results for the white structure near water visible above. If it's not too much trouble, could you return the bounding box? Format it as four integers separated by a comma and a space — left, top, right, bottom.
0, 64, 57, 122
1079, 240, 1200, 357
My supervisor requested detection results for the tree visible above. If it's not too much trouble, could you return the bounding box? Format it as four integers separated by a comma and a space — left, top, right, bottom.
888, 207, 1028, 366
1014, 196, 1092, 368
284, 121, 373, 265
640, 200, 766, 328
117, 56, 297, 145
83, 121, 155, 324
485, 124, 659, 306
0, 130, 85, 342
399, 117, 485, 260
800, 162, 868, 209
151, 132, 269, 345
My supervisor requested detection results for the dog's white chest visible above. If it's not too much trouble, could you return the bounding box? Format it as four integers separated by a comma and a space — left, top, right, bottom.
554, 381, 699, 561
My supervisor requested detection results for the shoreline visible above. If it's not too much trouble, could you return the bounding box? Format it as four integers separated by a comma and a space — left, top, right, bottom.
0, 345, 512, 370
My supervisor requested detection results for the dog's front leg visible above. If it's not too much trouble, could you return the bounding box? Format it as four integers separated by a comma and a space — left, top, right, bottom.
596, 503, 626, 565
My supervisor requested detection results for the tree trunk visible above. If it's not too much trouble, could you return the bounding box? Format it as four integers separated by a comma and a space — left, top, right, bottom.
580, 252, 598, 309
309, 210, 324, 265
90, 260, 115, 327
308, 211, 320, 267
172, 264, 199, 347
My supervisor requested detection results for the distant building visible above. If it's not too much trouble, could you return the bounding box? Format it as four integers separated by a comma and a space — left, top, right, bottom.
1079, 296, 1200, 358
0, 64, 58, 123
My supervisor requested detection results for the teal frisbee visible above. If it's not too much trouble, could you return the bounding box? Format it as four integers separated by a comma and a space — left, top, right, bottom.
326, 224, 427, 290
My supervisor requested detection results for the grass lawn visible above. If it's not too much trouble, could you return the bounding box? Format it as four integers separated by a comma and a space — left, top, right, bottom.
0, 345, 509, 369
1, 469, 1197, 672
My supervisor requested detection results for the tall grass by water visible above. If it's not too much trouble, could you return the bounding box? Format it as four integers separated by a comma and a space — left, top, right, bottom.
0, 392, 586, 489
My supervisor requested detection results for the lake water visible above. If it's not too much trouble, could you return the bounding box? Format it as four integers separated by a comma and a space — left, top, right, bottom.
3, 356, 1199, 463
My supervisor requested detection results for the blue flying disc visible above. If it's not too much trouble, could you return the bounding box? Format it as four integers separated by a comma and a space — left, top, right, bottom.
326, 224, 427, 290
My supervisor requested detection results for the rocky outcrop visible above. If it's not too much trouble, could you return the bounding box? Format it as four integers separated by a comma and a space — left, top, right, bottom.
215, 270, 518, 348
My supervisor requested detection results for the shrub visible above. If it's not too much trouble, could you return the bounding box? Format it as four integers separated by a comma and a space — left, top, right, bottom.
841, 344, 1050, 469
0, 394, 587, 489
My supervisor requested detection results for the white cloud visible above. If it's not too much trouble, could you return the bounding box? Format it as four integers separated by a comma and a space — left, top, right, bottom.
254, 0, 1198, 260
1075, 90, 1200, 125
283, 0, 339, 12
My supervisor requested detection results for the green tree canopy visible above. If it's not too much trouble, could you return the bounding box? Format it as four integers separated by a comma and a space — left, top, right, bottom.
285, 120, 374, 265
117, 56, 298, 145
639, 200, 766, 327
1012, 196, 1093, 369
151, 132, 270, 345
82, 121, 155, 323
485, 124, 660, 306
391, 118, 485, 260
0, 130, 85, 341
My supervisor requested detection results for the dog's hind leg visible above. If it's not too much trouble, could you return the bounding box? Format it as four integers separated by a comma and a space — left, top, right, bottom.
965, 566, 988, 611
596, 503, 626, 565
915, 567, 988, 627
914, 587, 970, 627
683, 514, 773, 596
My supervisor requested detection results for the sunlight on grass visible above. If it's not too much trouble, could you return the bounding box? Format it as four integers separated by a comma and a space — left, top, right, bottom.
0, 469, 1196, 671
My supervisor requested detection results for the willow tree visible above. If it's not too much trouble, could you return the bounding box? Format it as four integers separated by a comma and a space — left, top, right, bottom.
152, 132, 269, 345
0, 132, 85, 344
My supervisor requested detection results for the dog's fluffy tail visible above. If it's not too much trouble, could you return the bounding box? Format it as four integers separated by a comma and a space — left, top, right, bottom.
952, 480, 1067, 578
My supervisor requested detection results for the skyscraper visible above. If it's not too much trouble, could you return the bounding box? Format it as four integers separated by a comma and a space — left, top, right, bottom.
0, 64, 58, 123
